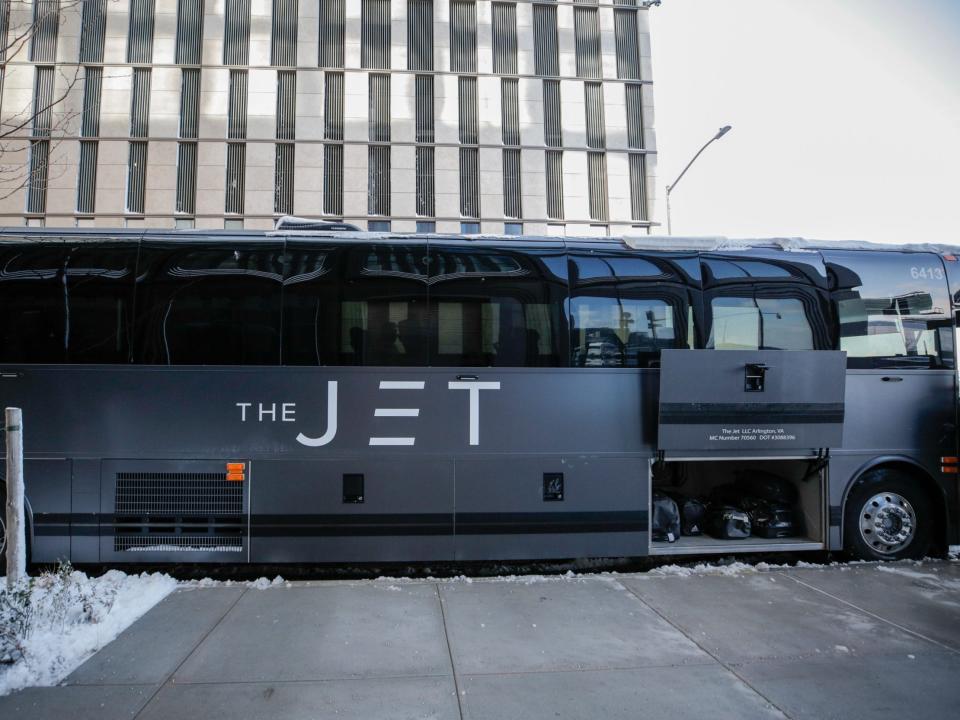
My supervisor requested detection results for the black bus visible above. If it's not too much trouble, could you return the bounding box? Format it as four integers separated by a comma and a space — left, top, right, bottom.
0, 227, 957, 567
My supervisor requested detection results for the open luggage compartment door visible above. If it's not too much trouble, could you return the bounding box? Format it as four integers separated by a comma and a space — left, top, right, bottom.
658, 350, 846, 454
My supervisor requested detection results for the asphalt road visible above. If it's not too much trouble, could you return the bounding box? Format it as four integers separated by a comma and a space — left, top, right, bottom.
3, 560, 959, 719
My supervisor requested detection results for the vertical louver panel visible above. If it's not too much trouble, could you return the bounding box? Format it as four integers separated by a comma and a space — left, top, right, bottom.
542, 79, 561, 147
227, 69, 248, 138
271, 0, 297, 67
324, 71, 344, 140
323, 143, 343, 215
361, 0, 390, 69
275, 143, 294, 213
416, 145, 434, 216
81, 67, 103, 136
368, 72, 390, 142
76, 141, 98, 213
225, 142, 246, 212
449, 0, 476, 73
629, 152, 646, 222
175, 0, 204, 65
31, 65, 54, 136
614, 8, 641, 80
176, 142, 198, 213
532, 3, 558, 77
459, 147, 479, 218
276, 70, 296, 140
625, 83, 643, 149
501, 78, 519, 146
30, 0, 58, 63
0, 0, 11, 62
573, 6, 601, 79
415, 73, 434, 143
458, 76, 477, 144
127, 0, 156, 64
127, 141, 149, 213
319, 0, 345, 67
502, 148, 521, 218
368, 145, 390, 215
407, 0, 433, 71
584, 82, 605, 149
544, 149, 563, 219
26, 140, 50, 213
130, 67, 151, 137
491, 2, 517, 75
587, 151, 608, 221
79, 0, 108, 63
179, 68, 200, 138
223, 0, 251, 65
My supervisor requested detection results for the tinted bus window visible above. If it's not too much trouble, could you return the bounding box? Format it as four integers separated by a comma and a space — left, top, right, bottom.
283, 241, 429, 366
0, 239, 66, 363
133, 240, 284, 365
568, 247, 700, 367
701, 251, 832, 351
824, 250, 952, 369
428, 240, 567, 367
64, 241, 138, 363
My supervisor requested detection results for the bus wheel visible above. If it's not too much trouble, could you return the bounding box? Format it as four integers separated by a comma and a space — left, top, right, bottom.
844, 469, 933, 561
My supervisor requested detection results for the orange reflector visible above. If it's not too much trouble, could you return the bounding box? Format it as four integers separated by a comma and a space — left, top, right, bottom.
943, 254, 957, 262
226, 472, 245, 482
226, 462, 245, 472
941, 457, 958, 464
942, 466, 959, 474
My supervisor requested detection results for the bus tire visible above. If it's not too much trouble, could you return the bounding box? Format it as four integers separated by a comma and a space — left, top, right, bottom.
844, 469, 933, 561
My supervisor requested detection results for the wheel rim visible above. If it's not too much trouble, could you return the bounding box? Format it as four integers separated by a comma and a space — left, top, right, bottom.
858, 492, 916, 555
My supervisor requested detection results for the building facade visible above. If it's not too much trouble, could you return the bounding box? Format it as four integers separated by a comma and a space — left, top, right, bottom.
0, 0, 656, 233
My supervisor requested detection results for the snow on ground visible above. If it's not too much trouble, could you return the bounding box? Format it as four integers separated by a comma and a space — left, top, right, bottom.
0, 567, 176, 697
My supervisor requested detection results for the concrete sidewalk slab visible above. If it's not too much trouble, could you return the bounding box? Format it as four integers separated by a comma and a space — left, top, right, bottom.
0, 684, 158, 720
66, 587, 245, 686
620, 573, 934, 663
440, 578, 708, 674
174, 582, 452, 683
734, 649, 960, 720
135, 677, 460, 720
784, 564, 960, 651
459, 665, 786, 720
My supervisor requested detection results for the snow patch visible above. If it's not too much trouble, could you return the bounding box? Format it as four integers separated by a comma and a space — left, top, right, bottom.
0, 567, 176, 696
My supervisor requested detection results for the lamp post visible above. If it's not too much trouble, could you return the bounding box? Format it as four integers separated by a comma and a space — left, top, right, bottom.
665, 125, 732, 235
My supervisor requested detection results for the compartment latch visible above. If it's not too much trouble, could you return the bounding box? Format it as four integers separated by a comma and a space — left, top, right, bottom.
744, 362, 769, 392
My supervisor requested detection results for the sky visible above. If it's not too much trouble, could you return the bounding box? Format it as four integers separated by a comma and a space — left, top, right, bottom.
647, 0, 960, 243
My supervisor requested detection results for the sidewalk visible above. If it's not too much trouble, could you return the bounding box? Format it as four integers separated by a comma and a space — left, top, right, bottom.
2, 561, 959, 719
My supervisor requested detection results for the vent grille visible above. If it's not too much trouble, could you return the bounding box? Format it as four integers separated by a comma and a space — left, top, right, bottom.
491, 2, 517, 75
362, 0, 391, 69
459, 147, 479, 218
115, 471, 244, 516
176, 0, 204, 65
625, 83, 644, 149
585, 81, 605, 149
271, 0, 297, 67
587, 151, 608, 222
573, 5, 601, 80
415, 73, 434, 142
225, 142, 246, 213
503, 148, 521, 219
324, 71, 344, 140
80, 0, 107, 63
115, 534, 243, 553
458, 76, 477, 145
543, 79, 561, 146
629, 152, 647, 222
501, 78, 519, 146
224, 0, 251, 65
545, 149, 563, 219
416, 145, 435, 216
532, 3, 558, 77
614, 7, 641, 80
323, 143, 344, 215
76, 141, 98, 214
176, 141, 198, 213
30, 0, 59, 63
368, 144, 390, 216
228, 69, 248, 138
127, 0, 157, 64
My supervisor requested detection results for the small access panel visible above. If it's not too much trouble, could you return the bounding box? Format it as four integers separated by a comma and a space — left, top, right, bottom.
658, 350, 847, 453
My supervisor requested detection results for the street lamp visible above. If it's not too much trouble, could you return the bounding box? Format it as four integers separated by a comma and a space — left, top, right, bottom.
665, 125, 732, 235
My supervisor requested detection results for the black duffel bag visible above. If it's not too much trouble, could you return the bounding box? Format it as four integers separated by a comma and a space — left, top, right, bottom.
667, 494, 707, 536
734, 471, 798, 506
652, 492, 681, 543
705, 505, 751, 539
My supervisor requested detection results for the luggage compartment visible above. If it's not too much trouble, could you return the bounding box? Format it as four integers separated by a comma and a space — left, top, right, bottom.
649, 457, 826, 555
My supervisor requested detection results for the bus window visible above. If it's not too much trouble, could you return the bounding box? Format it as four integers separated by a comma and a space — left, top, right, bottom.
0, 239, 66, 363
338, 243, 428, 366
63, 241, 138, 363
428, 240, 567, 367
133, 240, 284, 365
568, 248, 700, 367
702, 252, 832, 351
282, 241, 341, 365
824, 250, 952, 369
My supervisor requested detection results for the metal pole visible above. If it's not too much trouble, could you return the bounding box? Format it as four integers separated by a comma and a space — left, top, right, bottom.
664, 126, 732, 236
5, 407, 25, 587
666, 185, 673, 235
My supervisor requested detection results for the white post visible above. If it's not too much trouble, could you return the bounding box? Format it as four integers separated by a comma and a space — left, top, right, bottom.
5, 407, 25, 587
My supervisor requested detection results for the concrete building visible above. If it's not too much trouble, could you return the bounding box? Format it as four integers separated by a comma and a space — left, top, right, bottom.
0, 0, 657, 233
